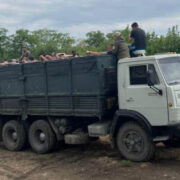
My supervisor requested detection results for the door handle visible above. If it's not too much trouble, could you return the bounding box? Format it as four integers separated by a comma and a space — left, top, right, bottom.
126, 97, 134, 102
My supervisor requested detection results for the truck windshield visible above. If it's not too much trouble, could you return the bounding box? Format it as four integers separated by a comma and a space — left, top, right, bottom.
158, 57, 180, 85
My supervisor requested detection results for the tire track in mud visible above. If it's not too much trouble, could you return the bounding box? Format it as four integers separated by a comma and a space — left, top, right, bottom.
0, 164, 23, 180
1, 143, 180, 180
13, 150, 86, 180
0, 141, 117, 180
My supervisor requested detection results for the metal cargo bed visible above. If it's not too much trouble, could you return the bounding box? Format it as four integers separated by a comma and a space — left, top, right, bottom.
0, 55, 117, 119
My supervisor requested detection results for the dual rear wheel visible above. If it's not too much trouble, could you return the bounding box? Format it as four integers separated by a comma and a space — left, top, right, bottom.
2, 120, 56, 153
29, 120, 56, 153
2, 120, 26, 151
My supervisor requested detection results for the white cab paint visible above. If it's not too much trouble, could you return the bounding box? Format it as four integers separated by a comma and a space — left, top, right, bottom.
118, 54, 180, 126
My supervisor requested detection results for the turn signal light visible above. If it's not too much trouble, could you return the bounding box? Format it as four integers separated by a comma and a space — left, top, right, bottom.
168, 103, 173, 107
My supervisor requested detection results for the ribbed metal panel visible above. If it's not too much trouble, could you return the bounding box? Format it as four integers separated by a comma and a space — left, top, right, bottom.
49, 96, 71, 109
0, 56, 117, 118
0, 98, 20, 109
28, 97, 48, 109
73, 96, 98, 109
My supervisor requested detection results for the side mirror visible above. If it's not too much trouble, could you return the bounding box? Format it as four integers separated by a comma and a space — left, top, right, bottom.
147, 69, 163, 96
147, 70, 156, 87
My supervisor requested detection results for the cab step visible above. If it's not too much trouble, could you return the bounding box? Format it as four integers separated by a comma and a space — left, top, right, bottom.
88, 121, 111, 137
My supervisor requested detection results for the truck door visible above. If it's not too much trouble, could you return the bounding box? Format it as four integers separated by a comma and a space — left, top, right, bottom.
123, 63, 168, 126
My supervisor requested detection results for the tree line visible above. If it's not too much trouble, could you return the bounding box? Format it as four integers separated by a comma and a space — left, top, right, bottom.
0, 25, 179, 61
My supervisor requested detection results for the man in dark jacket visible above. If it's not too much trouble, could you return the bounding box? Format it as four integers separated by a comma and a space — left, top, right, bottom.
129, 22, 146, 57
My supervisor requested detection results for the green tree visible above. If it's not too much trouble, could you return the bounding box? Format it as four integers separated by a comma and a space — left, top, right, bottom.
106, 26, 131, 44
85, 31, 106, 48
146, 26, 180, 55
0, 26, 179, 61
0, 28, 10, 60
165, 26, 180, 53
32, 29, 75, 57
8, 29, 37, 59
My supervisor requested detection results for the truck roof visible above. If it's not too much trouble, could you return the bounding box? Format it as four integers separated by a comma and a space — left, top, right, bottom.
118, 54, 180, 64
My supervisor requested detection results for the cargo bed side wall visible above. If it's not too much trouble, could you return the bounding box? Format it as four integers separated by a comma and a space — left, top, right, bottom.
0, 55, 117, 120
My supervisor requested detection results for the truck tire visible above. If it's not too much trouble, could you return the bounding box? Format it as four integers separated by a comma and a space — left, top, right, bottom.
2, 120, 26, 151
29, 120, 56, 154
116, 122, 155, 162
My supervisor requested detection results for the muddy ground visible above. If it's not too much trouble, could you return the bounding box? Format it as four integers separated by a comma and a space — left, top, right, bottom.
0, 137, 180, 180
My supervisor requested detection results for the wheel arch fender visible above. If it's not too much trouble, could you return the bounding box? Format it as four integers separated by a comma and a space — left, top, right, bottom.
110, 110, 152, 148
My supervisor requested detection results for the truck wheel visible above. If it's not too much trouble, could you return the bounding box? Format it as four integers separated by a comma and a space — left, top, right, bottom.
116, 122, 155, 162
29, 120, 56, 154
2, 120, 26, 151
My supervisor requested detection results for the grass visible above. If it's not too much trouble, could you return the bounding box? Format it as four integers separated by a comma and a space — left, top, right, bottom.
119, 160, 133, 167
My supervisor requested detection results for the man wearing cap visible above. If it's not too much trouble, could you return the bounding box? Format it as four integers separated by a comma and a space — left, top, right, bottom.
112, 32, 130, 60
86, 32, 130, 61
20, 47, 31, 62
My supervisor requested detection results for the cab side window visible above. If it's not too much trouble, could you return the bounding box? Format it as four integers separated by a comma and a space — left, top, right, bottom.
130, 65, 147, 85
148, 64, 159, 84
129, 64, 159, 85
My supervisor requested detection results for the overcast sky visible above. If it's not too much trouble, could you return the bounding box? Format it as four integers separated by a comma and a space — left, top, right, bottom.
0, 0, 180, 38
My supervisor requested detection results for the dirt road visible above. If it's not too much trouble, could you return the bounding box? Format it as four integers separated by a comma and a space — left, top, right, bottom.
0, 137, 180, 180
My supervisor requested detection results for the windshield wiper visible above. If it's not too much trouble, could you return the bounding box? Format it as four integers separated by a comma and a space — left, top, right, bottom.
169, 80, 180, 85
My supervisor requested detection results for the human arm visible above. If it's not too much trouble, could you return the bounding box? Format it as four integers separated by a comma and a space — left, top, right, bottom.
129, 36, 133, 42
56, 53, 72, 58
32, 60, 39, 63
129, 30, 134, 42
39, 55, 48, 61
19, 54, 25, 61
86, 50, 107, 56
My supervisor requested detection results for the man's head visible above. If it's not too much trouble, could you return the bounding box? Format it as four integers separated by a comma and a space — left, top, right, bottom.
114, 32, 121, 41
131, 22, 139, 29
22, 57, 28, 63
72, 50, 77, 57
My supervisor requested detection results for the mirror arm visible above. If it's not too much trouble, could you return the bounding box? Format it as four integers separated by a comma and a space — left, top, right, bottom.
150, 86, 163, 96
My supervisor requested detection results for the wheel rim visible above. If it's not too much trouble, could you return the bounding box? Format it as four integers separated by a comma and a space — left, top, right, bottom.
34, 129, 46, 144
7, 129, 17, 143
122, 130, 144, 154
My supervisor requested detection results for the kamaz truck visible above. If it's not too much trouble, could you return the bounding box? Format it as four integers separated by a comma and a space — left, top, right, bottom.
0, 54, 180, 162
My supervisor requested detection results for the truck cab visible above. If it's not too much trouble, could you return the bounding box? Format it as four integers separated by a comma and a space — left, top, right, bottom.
118, 54, 180, 126
111, 54, 180, 161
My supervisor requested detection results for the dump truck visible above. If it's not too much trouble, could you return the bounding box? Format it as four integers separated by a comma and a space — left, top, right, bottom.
1, 54, 180, 162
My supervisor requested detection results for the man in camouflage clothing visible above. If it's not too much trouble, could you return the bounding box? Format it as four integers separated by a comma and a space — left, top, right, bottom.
86, 32, 130, 61
111, 32, 130, 60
